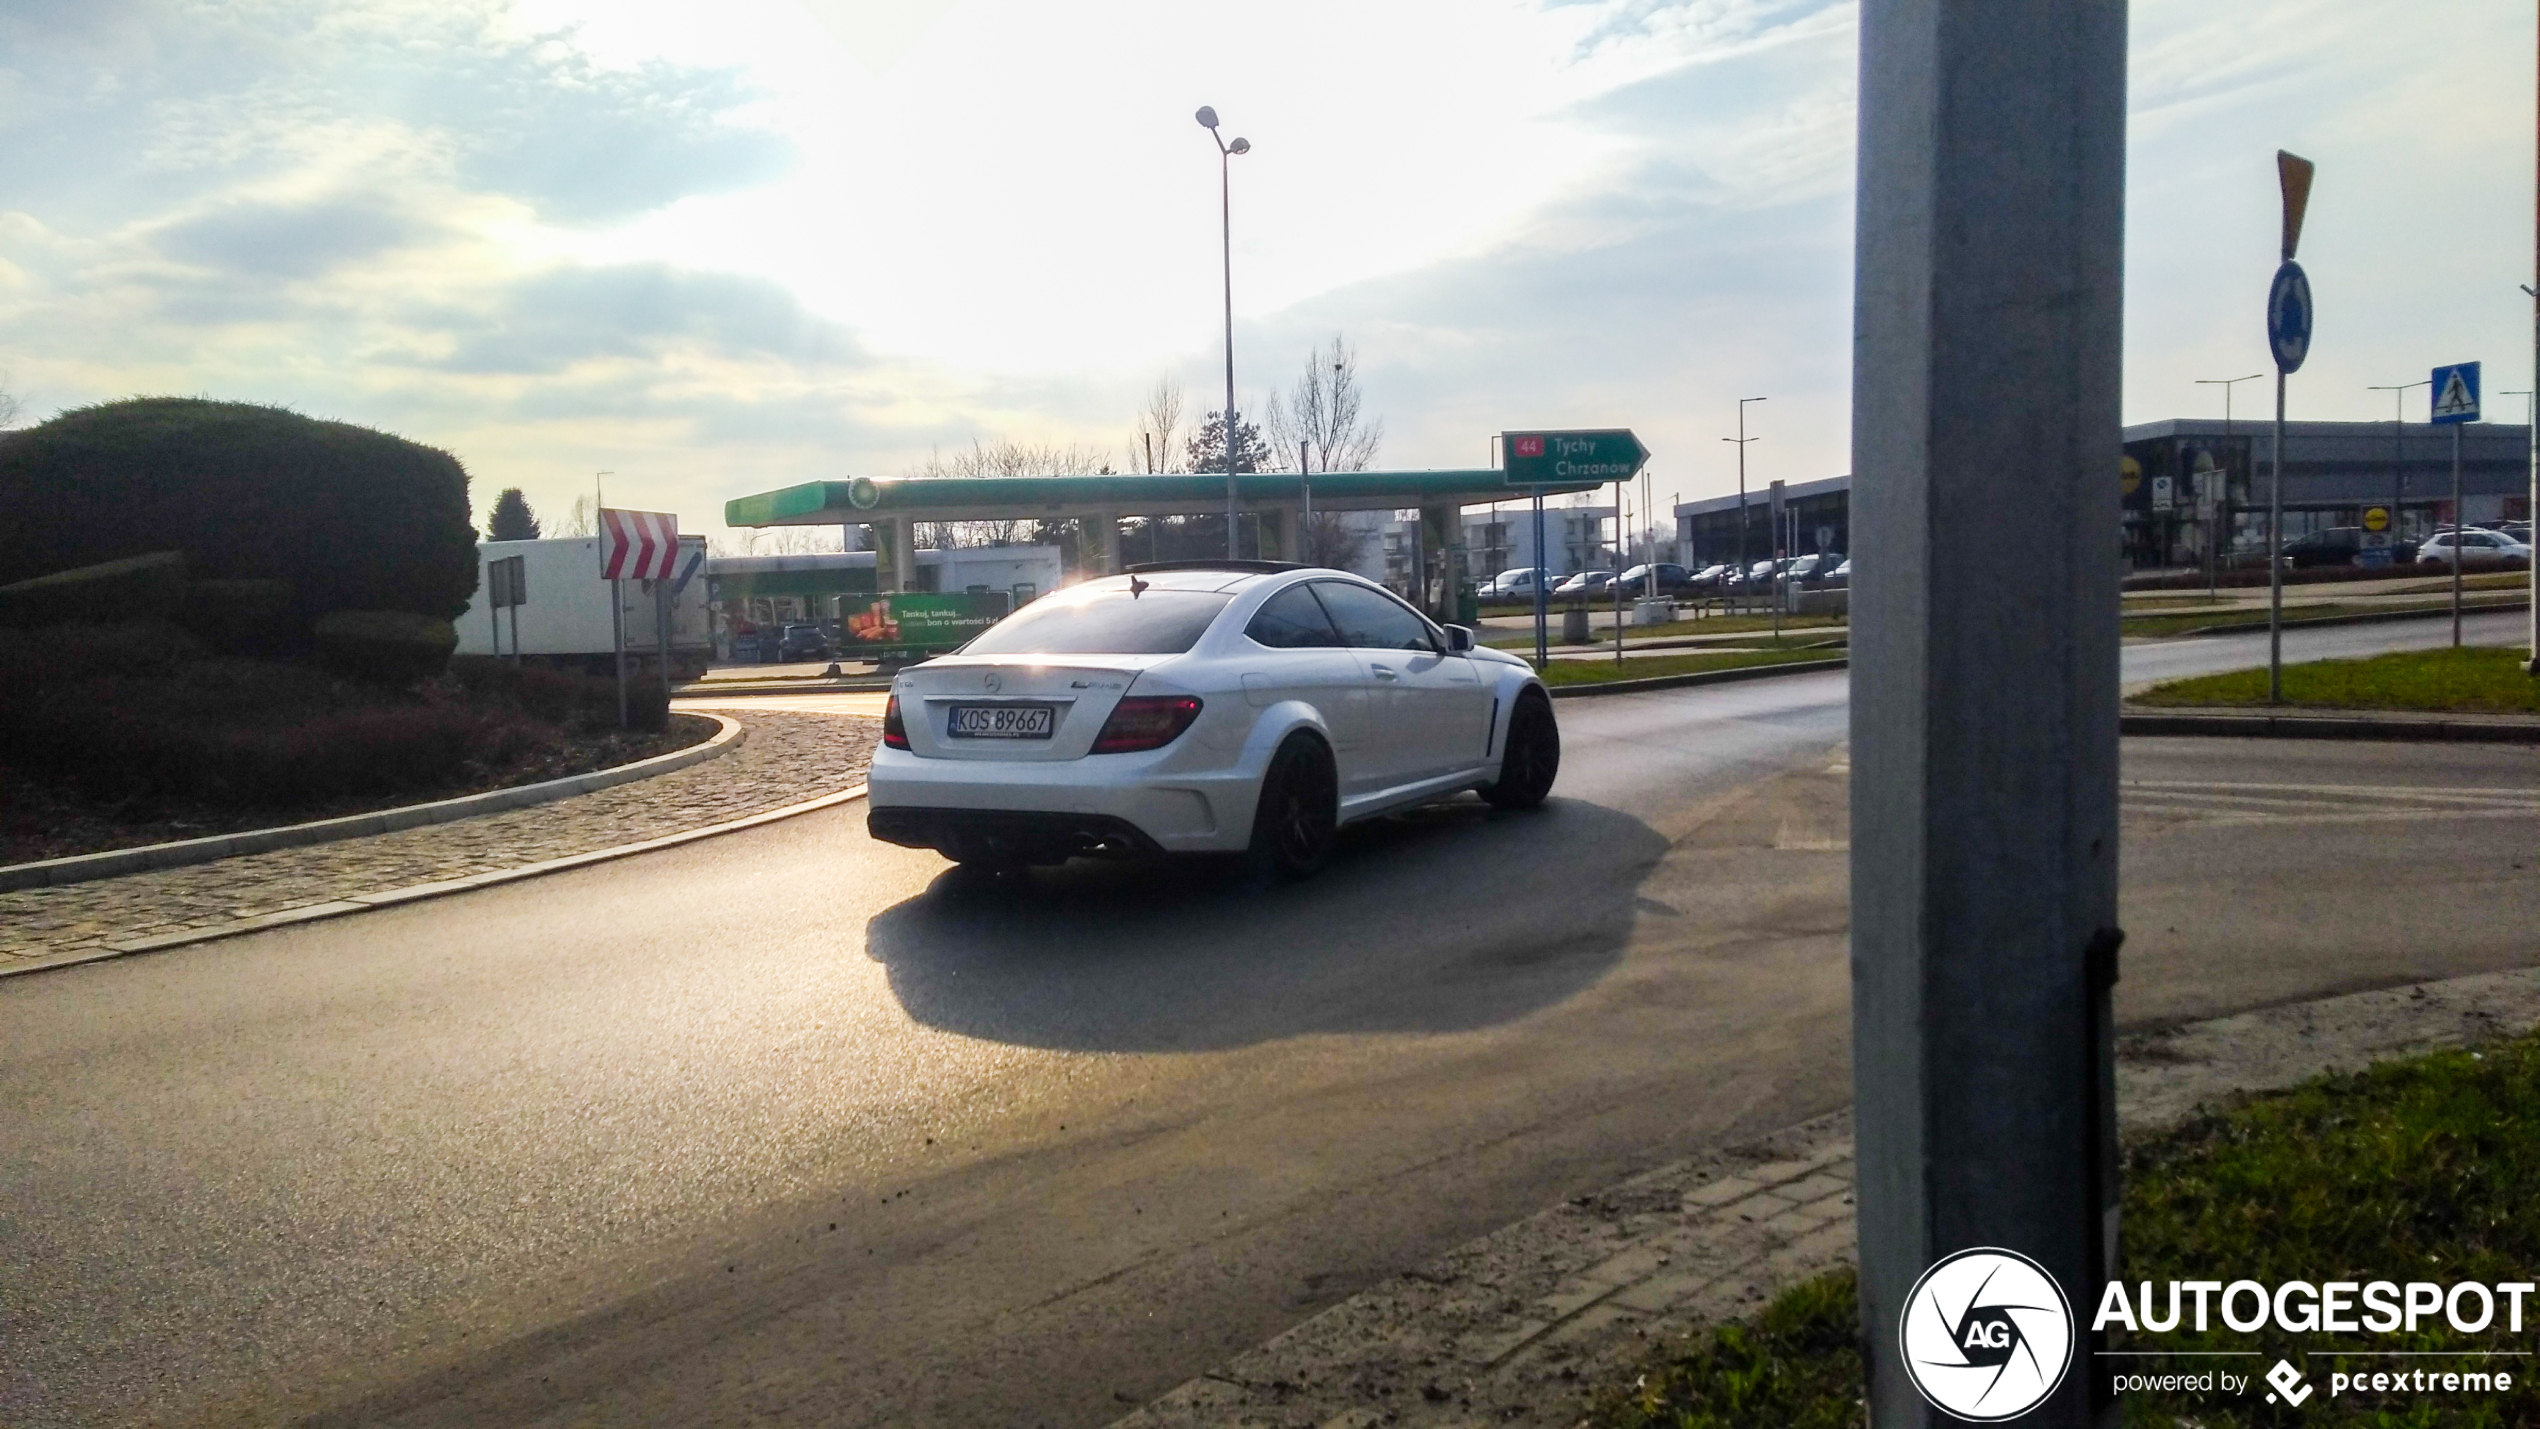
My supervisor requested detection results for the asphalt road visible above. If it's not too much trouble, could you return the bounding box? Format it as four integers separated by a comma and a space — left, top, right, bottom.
2, 614, 2532, 1429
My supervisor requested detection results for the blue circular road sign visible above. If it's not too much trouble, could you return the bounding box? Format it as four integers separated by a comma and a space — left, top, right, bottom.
2267, 260, 2312, 373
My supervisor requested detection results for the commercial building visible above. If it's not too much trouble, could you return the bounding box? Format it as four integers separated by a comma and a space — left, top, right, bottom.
1675, 475, 1850, 569
1672, 418, 2535, 571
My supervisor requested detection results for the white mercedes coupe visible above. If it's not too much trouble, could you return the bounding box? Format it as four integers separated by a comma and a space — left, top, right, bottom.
866, 561, 1560, 879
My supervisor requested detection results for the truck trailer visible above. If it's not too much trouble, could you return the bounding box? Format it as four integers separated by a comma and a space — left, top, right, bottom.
454, 535, 713, 679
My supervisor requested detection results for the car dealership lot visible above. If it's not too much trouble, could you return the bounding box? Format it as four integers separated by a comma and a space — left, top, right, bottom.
0, 615, 2528, 1428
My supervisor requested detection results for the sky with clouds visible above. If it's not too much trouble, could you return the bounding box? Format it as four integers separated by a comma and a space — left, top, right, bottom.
0, 0, 2530, 542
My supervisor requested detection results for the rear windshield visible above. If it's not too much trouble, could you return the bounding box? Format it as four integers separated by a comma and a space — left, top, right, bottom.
962, 588, 1233, 655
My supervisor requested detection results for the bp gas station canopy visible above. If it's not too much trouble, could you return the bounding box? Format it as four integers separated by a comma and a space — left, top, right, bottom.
724, 469, 1601, 526
722, 468, 1607, 597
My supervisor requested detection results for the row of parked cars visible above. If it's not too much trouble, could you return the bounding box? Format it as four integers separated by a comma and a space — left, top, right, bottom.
2273, 520, 2532, 569
1482, 555, 1850, 601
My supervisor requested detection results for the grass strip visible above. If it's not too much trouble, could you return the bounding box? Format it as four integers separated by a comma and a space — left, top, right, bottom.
1533, 647, 1842, 688
1590, 1031, 2540, 1428
1485, 613, 1846, 648
2133, 646, 2540, 714
2119, 599, 2524, 640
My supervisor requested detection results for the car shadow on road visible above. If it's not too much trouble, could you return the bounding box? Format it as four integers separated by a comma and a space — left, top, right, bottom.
861, 795, 1672, 1053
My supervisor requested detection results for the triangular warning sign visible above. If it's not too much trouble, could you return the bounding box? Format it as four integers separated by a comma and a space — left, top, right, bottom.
2433, 370, 2477, 419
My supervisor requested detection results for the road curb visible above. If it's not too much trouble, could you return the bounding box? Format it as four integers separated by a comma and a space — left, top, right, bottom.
0, 715, 747, 894
0, 783, 871, 980
2120, 710, 2540, 743
1547, 656, 1848, 698
2170, 597, 2527, 638
677, 678, 895, 697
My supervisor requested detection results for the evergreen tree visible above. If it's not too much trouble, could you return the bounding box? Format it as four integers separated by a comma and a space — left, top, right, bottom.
1184, 410, 1267, 476
487, 487, 541, 541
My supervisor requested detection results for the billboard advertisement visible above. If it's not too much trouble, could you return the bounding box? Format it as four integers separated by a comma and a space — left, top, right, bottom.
839, 591, 1013, 653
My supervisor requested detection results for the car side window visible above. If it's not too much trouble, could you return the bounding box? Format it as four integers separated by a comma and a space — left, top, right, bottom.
1311, 581, 1438, 653
1246, 584, 1344, 649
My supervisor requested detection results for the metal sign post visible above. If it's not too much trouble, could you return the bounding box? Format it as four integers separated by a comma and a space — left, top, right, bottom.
1533, 489, 1548, 669
1504, 429, 1651, 671
1613, 482, 1626, 666
2430, 361, 2482, 647
487, 557, 504, 660
2265, 153, 2317, 705
508, 556, 525, 661
599, 508, 682, 728
1768, 479, 1786, 643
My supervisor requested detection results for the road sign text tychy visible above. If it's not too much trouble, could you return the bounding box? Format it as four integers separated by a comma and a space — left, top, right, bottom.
1502, 429, 1649, 486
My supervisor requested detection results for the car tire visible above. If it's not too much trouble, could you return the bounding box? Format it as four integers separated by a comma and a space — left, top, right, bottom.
1245, 733, 1338, 881
1481, 690, 1560, 811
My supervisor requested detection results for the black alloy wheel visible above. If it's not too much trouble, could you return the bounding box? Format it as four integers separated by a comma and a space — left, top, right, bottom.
1248, 734, 1338, 880
1481, 690, 1560, 810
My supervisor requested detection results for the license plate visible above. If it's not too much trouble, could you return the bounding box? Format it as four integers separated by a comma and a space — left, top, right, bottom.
947, 703, 1056, 739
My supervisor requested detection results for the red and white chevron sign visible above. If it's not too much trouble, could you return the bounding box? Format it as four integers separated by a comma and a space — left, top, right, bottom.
599, 509, 679, 581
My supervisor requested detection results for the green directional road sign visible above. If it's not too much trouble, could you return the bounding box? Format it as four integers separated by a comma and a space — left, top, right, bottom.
1502, 429, 1650, 486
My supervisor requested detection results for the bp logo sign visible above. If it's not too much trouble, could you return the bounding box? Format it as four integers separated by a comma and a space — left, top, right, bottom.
1902, 1248, 2075, 1420
846, 476, 883, 511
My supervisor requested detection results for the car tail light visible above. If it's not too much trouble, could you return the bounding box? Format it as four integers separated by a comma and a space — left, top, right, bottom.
1091, 695, 1202, 753
883, 692, 909, 749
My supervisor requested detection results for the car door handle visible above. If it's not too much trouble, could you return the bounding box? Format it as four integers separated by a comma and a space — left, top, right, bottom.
1370, 665, 1398, 680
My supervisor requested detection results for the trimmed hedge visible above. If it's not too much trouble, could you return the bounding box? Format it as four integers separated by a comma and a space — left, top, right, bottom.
178, 578, 301, 654
0, 551, 188, 629
0, 627, 678, 809
314, 610, 459, 685
0, 398, 478, 624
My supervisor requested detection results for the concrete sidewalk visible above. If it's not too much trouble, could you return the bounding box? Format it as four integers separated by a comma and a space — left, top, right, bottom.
1113, 740, 2540, 1429
1116, 966, 2540, 1429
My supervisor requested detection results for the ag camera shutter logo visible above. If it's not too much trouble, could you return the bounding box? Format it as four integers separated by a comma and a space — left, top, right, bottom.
1901, 1248, 2076, 1420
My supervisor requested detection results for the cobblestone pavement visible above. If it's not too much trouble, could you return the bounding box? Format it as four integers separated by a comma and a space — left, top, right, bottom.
0, 711, 876, 969
1115, 966, 2540, 1429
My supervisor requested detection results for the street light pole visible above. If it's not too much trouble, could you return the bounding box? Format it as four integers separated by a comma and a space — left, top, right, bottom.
2194, 374, 2263, 599
2367, 380, 2430, 546
1197, 106, 1250, 560
1724, 396, 1765, 608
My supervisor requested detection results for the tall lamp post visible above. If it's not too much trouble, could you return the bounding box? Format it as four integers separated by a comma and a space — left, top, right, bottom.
2193, 374, 2263, 598
1723, 396, 1765, 605
1196, 106, 1251, 560
2366, 379, 2430, 546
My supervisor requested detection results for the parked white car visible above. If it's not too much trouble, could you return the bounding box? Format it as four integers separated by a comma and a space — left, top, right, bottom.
2418, 529, 2533, 565
1485, 567, 1546, 598
867, 562, 1561, 879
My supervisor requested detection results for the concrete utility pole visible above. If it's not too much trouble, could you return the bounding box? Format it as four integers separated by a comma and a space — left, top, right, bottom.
2527, 19, 2540, 674
2511, 390, 2537, 667
1849, 0, 2125, 1424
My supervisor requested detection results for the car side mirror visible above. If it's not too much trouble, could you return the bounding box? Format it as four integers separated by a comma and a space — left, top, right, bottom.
1444, 624, 1476, 653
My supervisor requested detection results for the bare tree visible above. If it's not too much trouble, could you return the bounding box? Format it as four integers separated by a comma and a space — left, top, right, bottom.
555, 493, 598, 537
1267, 335, 1383, 475
1304, 510, 1375, 571
905, 437, 1112, 549
1131, 377, 1187, 474
0, 374, 22, 431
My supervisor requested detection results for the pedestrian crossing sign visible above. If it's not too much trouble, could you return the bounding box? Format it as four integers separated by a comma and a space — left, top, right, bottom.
2430, 362, 2480, 424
